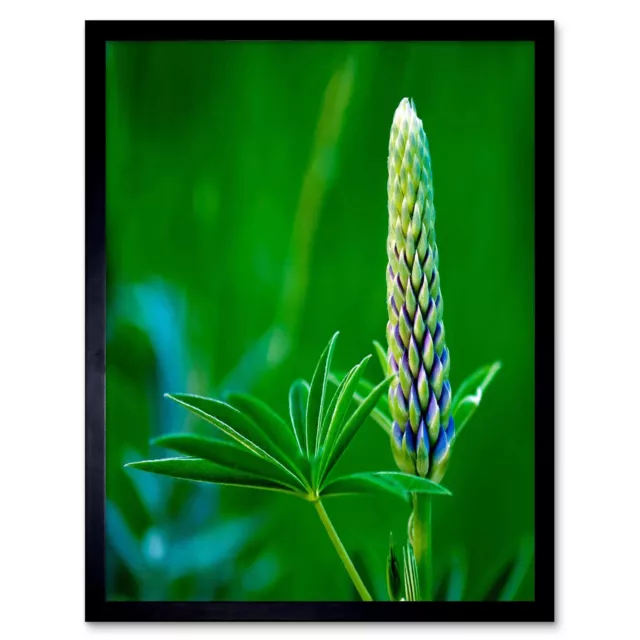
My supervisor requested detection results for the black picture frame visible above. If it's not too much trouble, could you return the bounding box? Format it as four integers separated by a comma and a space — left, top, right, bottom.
86, 20, 555, 622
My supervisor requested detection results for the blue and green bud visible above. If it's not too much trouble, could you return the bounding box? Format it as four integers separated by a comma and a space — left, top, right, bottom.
386, 98, 454, 483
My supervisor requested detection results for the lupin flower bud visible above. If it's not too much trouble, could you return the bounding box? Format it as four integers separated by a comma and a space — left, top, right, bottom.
386, 98, 454, 483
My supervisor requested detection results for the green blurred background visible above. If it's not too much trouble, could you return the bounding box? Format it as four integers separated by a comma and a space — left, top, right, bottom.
106, 41, 534, 602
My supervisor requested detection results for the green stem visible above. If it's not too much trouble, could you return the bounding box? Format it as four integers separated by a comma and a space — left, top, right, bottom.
314, 500, 372, 601
412, 493, 433, 600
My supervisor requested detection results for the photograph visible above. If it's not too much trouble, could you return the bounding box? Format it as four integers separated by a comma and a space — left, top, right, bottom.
86, 21, 554, 621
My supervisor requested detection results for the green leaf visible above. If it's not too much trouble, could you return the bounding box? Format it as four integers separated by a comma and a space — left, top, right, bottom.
226, 392, 308, 480
320, 374, 394, 482
288, 379, 309, 454
451, 361, 502, 436
372, 340, 388, 376
306, 331, 340, 458
354, 376, 392, 418
321, 357, 371, 462
482, 536, 533, 601
164, 393, 303, 487
354, 378, 393, 422
321, 471, 451, 502
151, 434, 305, 492
167, 516, 260, 581
125, 457, 305, 498
313, 367, 357, 487
329, 372, 392, 436
356, 399, 392, 435
317, 370, 351, 454
105, 500, 144, 576
330, 372, 390, 414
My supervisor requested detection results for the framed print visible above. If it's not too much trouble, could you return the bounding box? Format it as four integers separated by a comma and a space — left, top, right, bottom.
86, 20, 554, 622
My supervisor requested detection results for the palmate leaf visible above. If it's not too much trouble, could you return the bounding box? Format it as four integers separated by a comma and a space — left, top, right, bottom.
321, 471, 451, 503
125, 458, 305, 498
307, 331, 340, 458
151, 434, 305, 492
129, 333, 447, 507
164, 393, 306, 488
451, 361, 502, 436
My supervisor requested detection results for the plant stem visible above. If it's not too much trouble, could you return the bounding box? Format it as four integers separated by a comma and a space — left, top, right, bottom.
314, 499, 372, 601
412, 493, 433, 600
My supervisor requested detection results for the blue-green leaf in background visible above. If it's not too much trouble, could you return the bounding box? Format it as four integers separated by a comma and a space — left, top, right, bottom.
167, 516, 260, 581
105, 500, 145, 577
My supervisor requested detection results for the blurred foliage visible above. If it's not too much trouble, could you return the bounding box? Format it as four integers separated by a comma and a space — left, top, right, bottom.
106, 41, 534, 601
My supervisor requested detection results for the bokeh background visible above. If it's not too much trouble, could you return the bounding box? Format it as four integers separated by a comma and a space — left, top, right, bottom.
106, 41, 534, 602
